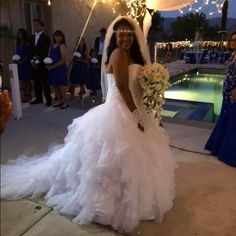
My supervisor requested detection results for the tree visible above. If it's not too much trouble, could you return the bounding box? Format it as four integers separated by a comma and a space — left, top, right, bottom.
147, 11, 164, 42
204, 24, 220, 40
219, 0, 229, 50
171, 12, 208, 41
221, 0, 228, 31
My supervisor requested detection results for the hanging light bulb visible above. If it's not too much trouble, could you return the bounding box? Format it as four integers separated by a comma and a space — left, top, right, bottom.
111, 0, 146, 20
47, 0, 51, 6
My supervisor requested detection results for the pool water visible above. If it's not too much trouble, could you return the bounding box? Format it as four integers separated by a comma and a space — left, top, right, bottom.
165, 72, 224, 116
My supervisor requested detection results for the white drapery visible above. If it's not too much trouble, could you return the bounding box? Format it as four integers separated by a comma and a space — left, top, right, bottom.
143, 0, 195, 39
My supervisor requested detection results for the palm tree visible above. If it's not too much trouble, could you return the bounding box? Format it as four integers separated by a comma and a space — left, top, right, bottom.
219, 0, 229, 50
221, 0, 228, 31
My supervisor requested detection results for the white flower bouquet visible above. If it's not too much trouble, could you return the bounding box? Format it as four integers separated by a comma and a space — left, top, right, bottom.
30, 56, 40, 64
12, 54, 21, 61
90, 58, 98, 63
43, 57, 53, 64
138, 62, 169, 121
73, 52, 81, 58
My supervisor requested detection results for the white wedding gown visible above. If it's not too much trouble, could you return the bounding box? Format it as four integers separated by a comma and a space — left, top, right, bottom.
1, 64, 176, 233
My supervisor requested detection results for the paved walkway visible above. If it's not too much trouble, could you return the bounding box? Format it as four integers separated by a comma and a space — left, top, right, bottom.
1, 63, 236, 236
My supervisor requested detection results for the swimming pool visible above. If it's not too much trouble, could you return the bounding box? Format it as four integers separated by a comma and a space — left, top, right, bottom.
164, 71, 225, 121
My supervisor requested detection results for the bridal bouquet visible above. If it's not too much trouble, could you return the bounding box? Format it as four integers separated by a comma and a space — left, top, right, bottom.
90, 58, 98, 63
30, 56, 40, 64
138, 62, 169, 121
12, 54, 21, 62
73, 52, 81, 58
43, 57, 53, 64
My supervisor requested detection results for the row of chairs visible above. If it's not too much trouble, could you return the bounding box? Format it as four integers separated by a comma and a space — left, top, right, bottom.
183, 50, 231, 64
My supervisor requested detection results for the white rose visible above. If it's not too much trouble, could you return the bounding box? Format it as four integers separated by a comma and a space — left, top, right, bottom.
91, 58, 98, 63
12, 54, 21, 61
43, 57, 53, 64
73, 52, 81, 58
35, 59, 40, 64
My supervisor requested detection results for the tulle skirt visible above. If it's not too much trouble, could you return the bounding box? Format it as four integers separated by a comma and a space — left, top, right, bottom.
1, 94, 176, 232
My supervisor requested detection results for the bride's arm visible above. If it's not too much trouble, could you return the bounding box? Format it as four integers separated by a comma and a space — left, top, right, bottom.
110, 48, 144, 131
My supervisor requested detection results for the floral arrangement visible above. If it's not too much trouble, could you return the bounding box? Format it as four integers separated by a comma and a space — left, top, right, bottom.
73, 52, 81, 58
43, 57, 53, 64
90, 58, 98, 63
138, 62, 169, 122
12, 54, 21, 61
30, 56, 40, 65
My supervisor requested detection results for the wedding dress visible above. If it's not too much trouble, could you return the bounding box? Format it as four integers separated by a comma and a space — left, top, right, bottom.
1, 64, 176, 233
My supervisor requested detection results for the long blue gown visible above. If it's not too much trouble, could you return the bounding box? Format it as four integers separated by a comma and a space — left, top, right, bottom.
87, 61, 101, 91
69, 50, 88, 85
47, 44, 67, 86
16, 42, 32, 81
205, 52, 236, 167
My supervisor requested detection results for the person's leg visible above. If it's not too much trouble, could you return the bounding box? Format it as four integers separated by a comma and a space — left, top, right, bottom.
69, 84, 76, 96
79, 84, 85, 103
26, 81, 32, 101
60, 86, 69, 109
53, 86, 62, 107
21, 81, 27, 102
31, 69, 43, 103
41, 68, 52, 106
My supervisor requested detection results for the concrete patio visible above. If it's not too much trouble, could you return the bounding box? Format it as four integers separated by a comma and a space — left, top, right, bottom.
1, 61, 236, 236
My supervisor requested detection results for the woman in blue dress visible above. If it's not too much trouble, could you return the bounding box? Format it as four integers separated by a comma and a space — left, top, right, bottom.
46, 30, 68, 109
205, 30, 236, 167
15, 28, 32, 102
87, 49, 101, 95
69, 37, 89, 101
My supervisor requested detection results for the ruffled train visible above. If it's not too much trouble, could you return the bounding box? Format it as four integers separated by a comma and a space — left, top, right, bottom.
1, 74, 176, 233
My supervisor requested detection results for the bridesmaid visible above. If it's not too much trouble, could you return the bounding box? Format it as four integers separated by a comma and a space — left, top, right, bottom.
205, 29, 236, 167
46, 30, 68, 109
87, 49, 101, 96
69, 37, 89, 102
15, 28, 32, 102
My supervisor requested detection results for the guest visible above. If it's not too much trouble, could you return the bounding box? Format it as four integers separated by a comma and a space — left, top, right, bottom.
165, 41, 173, 63
14, 28, 32, 102
205, 29, 236, 167
29, 19, 52, 106
94, 28, 106, 64
87, 49, 101, 96
46, 30, 68, 109
69, 37, 89, 102
0, 90, 12, 134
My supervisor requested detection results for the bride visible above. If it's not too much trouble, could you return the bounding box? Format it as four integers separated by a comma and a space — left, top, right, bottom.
1, 16, 176, 233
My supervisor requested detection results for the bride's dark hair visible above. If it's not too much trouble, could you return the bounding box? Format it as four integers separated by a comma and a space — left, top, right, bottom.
106, 19, 145, 66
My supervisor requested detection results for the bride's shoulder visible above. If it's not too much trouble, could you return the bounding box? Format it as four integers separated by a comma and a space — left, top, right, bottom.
111, 48, 128, 60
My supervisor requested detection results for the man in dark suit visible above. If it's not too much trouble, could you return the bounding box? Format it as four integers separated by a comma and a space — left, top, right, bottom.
29, 19, 52, 106
94, 28, 106, 64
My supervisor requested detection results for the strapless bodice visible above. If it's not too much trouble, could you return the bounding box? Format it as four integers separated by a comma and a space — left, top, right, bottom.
106, 64, 143, 104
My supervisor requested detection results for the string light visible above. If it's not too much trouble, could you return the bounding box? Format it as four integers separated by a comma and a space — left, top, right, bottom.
178, 0, 225, 16
127, 0, 146, 19
47, 1, 226, 18
154, 43, 158, 62
155, 40, 227, 49
111, 0, 146, 20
